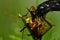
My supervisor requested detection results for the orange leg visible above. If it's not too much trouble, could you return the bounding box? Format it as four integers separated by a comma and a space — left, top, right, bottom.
39, 17, 44, 29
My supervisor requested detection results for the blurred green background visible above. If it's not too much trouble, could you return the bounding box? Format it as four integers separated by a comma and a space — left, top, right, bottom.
0, 0, 60, 40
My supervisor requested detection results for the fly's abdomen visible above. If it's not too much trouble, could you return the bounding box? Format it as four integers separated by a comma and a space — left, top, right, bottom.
50, 2, 60, 11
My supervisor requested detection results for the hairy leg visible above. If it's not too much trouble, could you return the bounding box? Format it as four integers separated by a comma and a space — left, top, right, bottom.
42, 15, 53, 27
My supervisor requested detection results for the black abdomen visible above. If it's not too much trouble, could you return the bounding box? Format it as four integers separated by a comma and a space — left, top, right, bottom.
36, 1, 50, 17
36, 1, 60, 17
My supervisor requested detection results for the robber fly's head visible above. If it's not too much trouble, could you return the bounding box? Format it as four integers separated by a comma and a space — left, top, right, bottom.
27, 8, 38, 21
27, 8, 37, 19
27, 8, 36, 16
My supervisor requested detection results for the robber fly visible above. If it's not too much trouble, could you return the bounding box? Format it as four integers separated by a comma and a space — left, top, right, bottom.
27, 0, 60, 28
